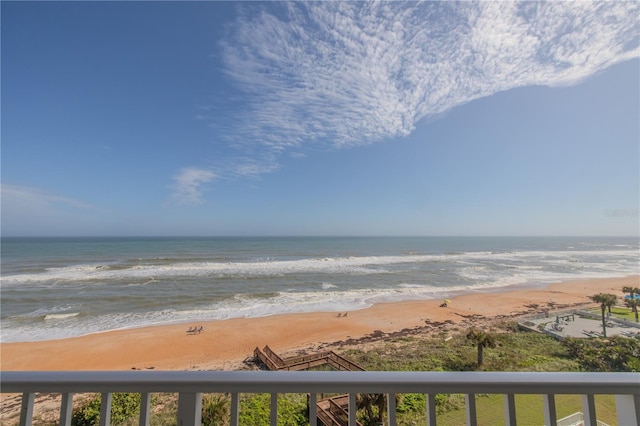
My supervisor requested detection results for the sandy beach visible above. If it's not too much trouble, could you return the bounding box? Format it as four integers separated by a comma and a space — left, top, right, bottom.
1, 276, 637, 372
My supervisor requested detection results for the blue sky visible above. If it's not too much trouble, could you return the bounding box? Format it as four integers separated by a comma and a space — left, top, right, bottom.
2, 1, 639, 237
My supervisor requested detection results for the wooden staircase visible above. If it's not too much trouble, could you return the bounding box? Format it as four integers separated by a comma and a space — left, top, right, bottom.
253, 345, 365, 371
253, 345, 366, 425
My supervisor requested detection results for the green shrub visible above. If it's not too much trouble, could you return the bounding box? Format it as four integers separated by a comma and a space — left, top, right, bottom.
72, 393, 143, 426
239, 393, 307, 426
202, 394, 230, 426
563, 336, 640, 372
434, 394, 465, 415
396, 393, 425, 413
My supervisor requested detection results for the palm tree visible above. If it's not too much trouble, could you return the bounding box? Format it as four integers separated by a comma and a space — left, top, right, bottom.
622, 286, 640, 322
589, 293, 617, 337
622, 286, 636, 298
466, 328, 497, 367
625, 298, 640, 323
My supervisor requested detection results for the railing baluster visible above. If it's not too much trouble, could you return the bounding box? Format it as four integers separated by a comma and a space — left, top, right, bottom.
309, 392, 317, 426
581, 394, 596, 426
387, 393, 397, 426
19, 393, 34, 426
503, 394, 516, 426
615, 394, 640, 426
465, 393, 477, 426
99, 392, 112, 426
59, 393, 73, 426
426, 393, 437, 426
270, 393, 278, 426
177, 392, 202, 425
139, 392, 151, 426
230, 393, 240, 426
542, 393, 556, 426
2, 371, 639, 426
348, 393, 357, 426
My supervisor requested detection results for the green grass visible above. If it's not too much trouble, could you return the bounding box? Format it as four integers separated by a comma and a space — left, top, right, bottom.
611, 306, 638, 322
590, 306, 638, 322
427, 394, 619, 426
340, 323, 631, 426
391, 394, 620, 426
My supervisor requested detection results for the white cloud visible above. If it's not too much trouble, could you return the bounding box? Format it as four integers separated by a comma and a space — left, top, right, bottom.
171, 167, 217, 204
1, 184, 94, 210
232, 159, 279, 178
217, 0, 639, 159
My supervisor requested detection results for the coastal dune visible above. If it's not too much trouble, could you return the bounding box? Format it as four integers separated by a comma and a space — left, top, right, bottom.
1, 276, 637, 371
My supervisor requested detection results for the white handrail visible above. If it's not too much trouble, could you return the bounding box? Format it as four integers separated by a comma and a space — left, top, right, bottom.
4, 371, 638, 394
3, 371, 639, 426
556, 412, 583, 426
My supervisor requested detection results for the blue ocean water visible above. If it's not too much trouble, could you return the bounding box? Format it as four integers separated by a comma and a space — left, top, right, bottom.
1, 236, 638, 342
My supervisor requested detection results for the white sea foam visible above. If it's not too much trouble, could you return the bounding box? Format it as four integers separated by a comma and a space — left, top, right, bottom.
0, 270, 607, 343
3, 249, 637, 286
25, 304, 81, 318
398, 283, 425, 288
2, 240, 638, 343
44, 312, 80, 320
2, 286, 432, 342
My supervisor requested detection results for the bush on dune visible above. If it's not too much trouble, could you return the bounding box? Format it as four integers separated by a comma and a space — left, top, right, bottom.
562, 336, 640, 372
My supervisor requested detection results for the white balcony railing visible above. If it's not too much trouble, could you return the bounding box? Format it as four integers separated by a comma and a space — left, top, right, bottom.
2, 371, 639, 426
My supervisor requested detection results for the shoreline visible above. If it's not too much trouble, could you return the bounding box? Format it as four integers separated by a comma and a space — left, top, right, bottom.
1, 276, 637, 372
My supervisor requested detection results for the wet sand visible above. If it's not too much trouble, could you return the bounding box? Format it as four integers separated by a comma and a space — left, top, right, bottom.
1, 276, 637, 371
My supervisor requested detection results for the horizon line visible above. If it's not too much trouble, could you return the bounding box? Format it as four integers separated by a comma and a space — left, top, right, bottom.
1, 235, 638, 239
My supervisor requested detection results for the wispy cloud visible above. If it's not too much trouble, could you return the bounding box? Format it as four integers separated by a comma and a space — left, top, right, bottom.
217, 0, 639, 161
2, 184, 95, 210
171, 167, 217, 204
232, 159, 279, 178
1, 184, 104, 236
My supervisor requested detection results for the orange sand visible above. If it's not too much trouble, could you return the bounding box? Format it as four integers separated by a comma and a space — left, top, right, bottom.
1, 276, 637, 371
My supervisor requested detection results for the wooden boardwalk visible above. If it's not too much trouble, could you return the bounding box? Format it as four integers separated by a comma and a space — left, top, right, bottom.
316, 395, 363, 426
253, 345, 365, 426
253, 345, 365, 372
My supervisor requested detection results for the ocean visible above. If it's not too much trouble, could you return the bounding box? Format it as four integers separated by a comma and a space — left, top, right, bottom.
1, 236, 637, 343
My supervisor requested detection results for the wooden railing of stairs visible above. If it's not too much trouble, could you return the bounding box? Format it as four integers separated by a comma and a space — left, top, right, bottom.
315, 395, 361, 426
254, 345, 365, 372
253, 345, 365, 426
